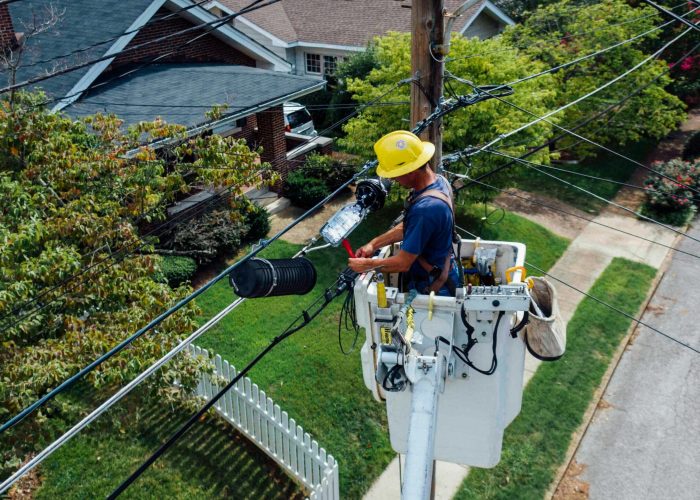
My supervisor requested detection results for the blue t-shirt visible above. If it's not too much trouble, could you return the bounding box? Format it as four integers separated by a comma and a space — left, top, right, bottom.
401, 176, 459, 293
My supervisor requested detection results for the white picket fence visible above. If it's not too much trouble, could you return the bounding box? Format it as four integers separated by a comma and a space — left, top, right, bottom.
189, 345, 340, 500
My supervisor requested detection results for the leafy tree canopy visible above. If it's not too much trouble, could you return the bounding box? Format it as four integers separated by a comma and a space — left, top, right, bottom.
338, 32, 558, 200
0, 91, 269, 463
503, 0, 686, 157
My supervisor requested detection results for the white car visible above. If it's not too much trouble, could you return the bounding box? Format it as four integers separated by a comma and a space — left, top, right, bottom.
283, 102, 318, 137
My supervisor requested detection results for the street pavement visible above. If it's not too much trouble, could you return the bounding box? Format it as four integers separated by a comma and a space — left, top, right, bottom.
572, 221, 700, 500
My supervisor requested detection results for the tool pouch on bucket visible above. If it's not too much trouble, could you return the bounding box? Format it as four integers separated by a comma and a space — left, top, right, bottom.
525, 277, 566, 361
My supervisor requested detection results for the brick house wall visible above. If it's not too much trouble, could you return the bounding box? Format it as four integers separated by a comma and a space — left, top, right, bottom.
110, 7, 255, 69
0, 4, 16, 50
231, 113, 258, 145
256, 106, 288, 191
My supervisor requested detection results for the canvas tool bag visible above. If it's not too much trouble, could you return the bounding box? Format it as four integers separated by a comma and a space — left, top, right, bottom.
525, 276, 566, 361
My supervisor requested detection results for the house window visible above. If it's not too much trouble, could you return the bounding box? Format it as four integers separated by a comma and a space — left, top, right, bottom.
323, 55, 338, 76
305, 53, 321, 74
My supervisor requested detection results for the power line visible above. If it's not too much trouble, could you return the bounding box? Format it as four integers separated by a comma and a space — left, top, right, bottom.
455, 225, 700, 355
447, 21, 699, 195
448, 38, 700, 193
470, 23, 695, 155
0, 78, 411, 337
445, 169, 700, 261
643, 0, 700, 32
14, 0, 215, 70
107, 272, 354, 498
0, 0, 278, 96
0, 75, 411, 434
444, 0, 690, 65
484, 148, 700, 245
0, 296, 246, 495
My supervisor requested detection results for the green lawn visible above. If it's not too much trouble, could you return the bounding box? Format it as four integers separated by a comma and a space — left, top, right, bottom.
455, 257, 657, 500
194, 202, 569, 499
512, 141, 653, 213
34, 393, 302, 499
30, 201, 570, 499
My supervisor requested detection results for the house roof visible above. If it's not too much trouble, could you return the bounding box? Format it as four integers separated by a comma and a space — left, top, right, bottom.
9, 0, 156, 100
8, 0, 291, 108
217, 0, 511, 48
65, 64, 324, 129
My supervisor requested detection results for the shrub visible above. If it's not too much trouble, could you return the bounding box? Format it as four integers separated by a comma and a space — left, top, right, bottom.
283, 170, 330, 209
642, 158, 700, 226
683, 131, 700, 161
157, 255, 198, 287
171, 209, 249, 263
283, 153, 357, 208
243, 201, 271, 242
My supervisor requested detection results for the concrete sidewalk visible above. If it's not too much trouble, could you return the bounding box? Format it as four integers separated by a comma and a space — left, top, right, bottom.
363, 206, 677, 499
568, 221, 700, 500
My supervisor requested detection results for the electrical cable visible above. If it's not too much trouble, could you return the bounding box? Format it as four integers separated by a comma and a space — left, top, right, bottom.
444, 1, 689, 65
0, 74, 416, 433
521, 162, 700, 205
449, 38, 700, 193
0, 297, 245, 495
12, 0, 216, 70
0, 77, 411, 333
0, 0, 278, 96
643, 0, 700, 32
106, 272, 355, 498
455, 225, 700, 355
484, 148, 700, 245
468, 23, 696, 157
444, 169, 700, 261
338, 284, 360, 355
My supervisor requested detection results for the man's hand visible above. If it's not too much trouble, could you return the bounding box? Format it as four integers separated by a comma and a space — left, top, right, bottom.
355, 242, 375, 258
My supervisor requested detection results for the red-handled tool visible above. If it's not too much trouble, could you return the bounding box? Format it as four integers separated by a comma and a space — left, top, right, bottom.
341, 239, 355, 258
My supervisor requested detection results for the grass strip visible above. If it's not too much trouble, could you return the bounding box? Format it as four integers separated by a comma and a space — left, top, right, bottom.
456, 257, 657, 500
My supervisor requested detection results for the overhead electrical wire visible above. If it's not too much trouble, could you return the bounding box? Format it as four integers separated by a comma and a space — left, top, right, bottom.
446, 22, 700, 195
484, 148, 700, 245
465, 23, 697, 159
445, 1, 689, 64
455, 225, 700, 355
0, 297, 246, 494
0, 0, 279, 96
445, 170, 700, 261
449, 38, 700, 192
0, 74, 414, 434
13, 0, 216, 70
643, 0, 700, 32
0, 76, 411, 337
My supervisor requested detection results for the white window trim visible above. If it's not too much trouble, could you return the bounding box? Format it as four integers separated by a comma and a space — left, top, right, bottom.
305, 53, 322, 74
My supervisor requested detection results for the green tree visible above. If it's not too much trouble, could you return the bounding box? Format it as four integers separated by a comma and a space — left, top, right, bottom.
505, 0, 686, 158
0, 91, 270, 468
338, 32, 558, 200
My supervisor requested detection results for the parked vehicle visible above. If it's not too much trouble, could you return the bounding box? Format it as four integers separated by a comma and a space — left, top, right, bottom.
283, 102, 318, 136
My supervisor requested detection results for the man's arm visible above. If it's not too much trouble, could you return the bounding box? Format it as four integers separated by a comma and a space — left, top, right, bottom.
355, 222, 404, 258
348, 249, 417, 274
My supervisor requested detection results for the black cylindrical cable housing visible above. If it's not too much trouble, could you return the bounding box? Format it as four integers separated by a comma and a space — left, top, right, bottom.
229, 257, 317, 298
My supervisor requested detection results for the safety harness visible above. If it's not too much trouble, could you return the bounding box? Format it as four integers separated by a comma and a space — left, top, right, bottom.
404, 175, 461, 295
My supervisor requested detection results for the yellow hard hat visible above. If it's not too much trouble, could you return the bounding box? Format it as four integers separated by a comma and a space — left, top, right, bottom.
374, 130, 435, 178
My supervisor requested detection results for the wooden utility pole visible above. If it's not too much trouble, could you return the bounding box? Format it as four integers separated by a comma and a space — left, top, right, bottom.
410, 0, 445, 171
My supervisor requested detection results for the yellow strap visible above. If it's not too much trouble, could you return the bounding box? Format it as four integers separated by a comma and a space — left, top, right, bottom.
505, 265, 527, 284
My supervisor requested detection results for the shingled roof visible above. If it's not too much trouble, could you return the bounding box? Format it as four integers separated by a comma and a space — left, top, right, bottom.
218, 0, 509, 48
66, 64, 324, 129
8, 0, 155, 101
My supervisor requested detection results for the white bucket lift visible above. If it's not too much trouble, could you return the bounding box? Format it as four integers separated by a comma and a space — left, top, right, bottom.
354, 239, 530, 498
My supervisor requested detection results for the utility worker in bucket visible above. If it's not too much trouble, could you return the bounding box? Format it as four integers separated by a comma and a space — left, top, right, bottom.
348, 130, 459, 296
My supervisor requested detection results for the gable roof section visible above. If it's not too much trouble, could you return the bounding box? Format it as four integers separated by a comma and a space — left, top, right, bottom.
8, 0, 292, 110
65, 64, 325, 131
9, 0, 158, 101
217, 0, 513, 49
